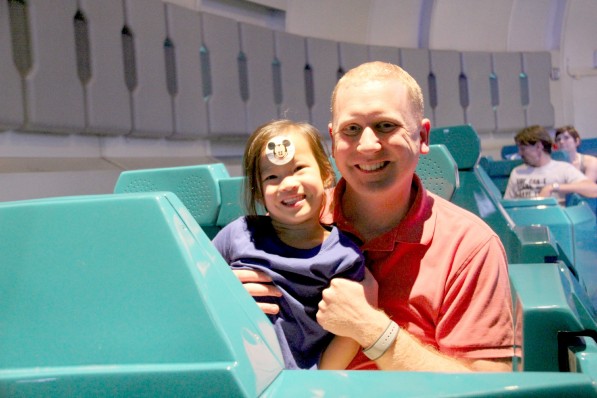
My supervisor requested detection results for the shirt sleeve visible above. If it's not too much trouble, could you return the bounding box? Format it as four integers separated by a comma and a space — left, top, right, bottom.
211, 223, 232, 263
503, 169, 518, 199
334, 254, 365, 282
565, 163, 590, 183
437, 234, 514, 359
332, 231, 366, 282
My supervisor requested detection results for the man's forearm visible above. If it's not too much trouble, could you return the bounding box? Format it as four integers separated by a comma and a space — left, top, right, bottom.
354, 310, 511, 372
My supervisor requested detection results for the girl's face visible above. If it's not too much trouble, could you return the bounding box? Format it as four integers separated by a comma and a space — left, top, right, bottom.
555, 132, 579, 152
259, 130, 326, 227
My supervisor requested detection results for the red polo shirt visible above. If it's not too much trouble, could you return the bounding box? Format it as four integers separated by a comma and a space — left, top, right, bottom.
332, 176, 514, 370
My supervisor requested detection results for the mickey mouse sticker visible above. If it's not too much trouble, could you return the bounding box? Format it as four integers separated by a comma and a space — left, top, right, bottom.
266, 136, 295, 165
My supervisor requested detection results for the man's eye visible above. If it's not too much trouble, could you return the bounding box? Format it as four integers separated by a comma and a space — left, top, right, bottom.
342, 124, 362, 136
376, 122, 397, 133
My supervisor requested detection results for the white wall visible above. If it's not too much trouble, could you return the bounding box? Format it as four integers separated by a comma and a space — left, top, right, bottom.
286, 0, 596, 142
2, 0, 596, 202
165, 0, 597, 141
560, 0, 597, 139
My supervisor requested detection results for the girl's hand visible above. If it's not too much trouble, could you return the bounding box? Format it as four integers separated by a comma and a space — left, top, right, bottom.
233, 269, 282, 315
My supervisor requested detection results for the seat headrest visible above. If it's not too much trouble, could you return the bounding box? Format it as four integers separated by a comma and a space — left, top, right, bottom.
114, 163, 230, 226
429, 124, 481, 170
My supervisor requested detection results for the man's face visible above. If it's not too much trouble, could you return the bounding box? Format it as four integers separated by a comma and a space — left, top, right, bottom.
517, 142, 544, 167
328, 78, 429, 198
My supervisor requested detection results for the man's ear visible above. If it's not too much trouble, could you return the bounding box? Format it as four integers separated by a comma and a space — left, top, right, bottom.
419, 118, 431, 155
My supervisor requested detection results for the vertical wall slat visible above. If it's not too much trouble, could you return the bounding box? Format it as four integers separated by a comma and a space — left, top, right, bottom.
0, 0, 24, 131
273, 31, 309, 123
523, 52, 555, 128
338, 42, 369, 75
368, 45, 400, 65
24, 0, 85, 133
493, 52, 526, 132
124, 0, 173, 138
201, 12, 245, 136
305, 37, 339, 136
461, 51, 496, 133
430, 50, 465, 127
239, 22, 277, 134
165, 4, 208, 139
79, 0, 131, 135
399, 48, 432, 123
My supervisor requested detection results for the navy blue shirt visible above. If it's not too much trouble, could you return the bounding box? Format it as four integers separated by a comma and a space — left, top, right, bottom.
212, 216, 365, 369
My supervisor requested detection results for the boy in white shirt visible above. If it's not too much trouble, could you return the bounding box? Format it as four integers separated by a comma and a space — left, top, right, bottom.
504, 125, 593, 205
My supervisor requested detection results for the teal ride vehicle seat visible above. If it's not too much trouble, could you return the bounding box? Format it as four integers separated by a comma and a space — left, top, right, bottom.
1, 182, 597, 396
429, 124, 561, 265
0, 192, 283, 396
114, 163, 231, 238
510, 261, 597, 372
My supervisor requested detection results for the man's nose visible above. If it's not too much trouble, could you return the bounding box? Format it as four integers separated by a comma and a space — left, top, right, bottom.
357, 127, 381, 152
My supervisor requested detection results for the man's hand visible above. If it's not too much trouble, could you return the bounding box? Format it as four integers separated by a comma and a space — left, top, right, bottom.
233, 269, 282, 315
538, 184, 554, 197
317, 268, 379, 343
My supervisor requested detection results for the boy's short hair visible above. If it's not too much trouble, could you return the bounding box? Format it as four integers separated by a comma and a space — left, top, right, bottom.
514, 125, 553, 154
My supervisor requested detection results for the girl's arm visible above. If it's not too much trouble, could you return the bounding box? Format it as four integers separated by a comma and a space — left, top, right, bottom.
319, 335, 360, 370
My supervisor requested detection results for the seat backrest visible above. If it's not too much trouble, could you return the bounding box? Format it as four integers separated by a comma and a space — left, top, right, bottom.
332, 147, 459, 201
415, 144, 460, 200
552, 150, 570, 162
501, 144, 519, 160
579, 138, 597, 156
504, 199, 575, 262
429, 124, 481, 170
509, 261, 597, 371
479, 156, 523, 195
0, 192, 283, 396
216, 176, 246, 227
567, 194, 597, 216
451, 161, 562, 265
114, 163, 230, 237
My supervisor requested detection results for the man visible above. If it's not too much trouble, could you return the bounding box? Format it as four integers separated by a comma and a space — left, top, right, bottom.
504, 125, 593, 205
235, 61, 514, 372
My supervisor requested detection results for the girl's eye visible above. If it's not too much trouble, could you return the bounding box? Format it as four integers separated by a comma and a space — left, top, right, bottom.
263, 174, 277, 182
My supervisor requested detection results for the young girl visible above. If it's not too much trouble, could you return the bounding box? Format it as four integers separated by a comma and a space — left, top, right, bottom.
212, 119, 365, 370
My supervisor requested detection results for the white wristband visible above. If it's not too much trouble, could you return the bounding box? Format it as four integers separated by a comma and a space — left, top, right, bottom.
362, 320, 400, 360
552, 182, 560, 193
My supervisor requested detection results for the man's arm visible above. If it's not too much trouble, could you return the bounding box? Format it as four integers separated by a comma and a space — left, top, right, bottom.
539, 179, 597, 198
316, 272, 512, 372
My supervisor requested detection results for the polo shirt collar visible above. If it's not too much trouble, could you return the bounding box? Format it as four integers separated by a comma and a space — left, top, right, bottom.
333, 175, 436, 250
